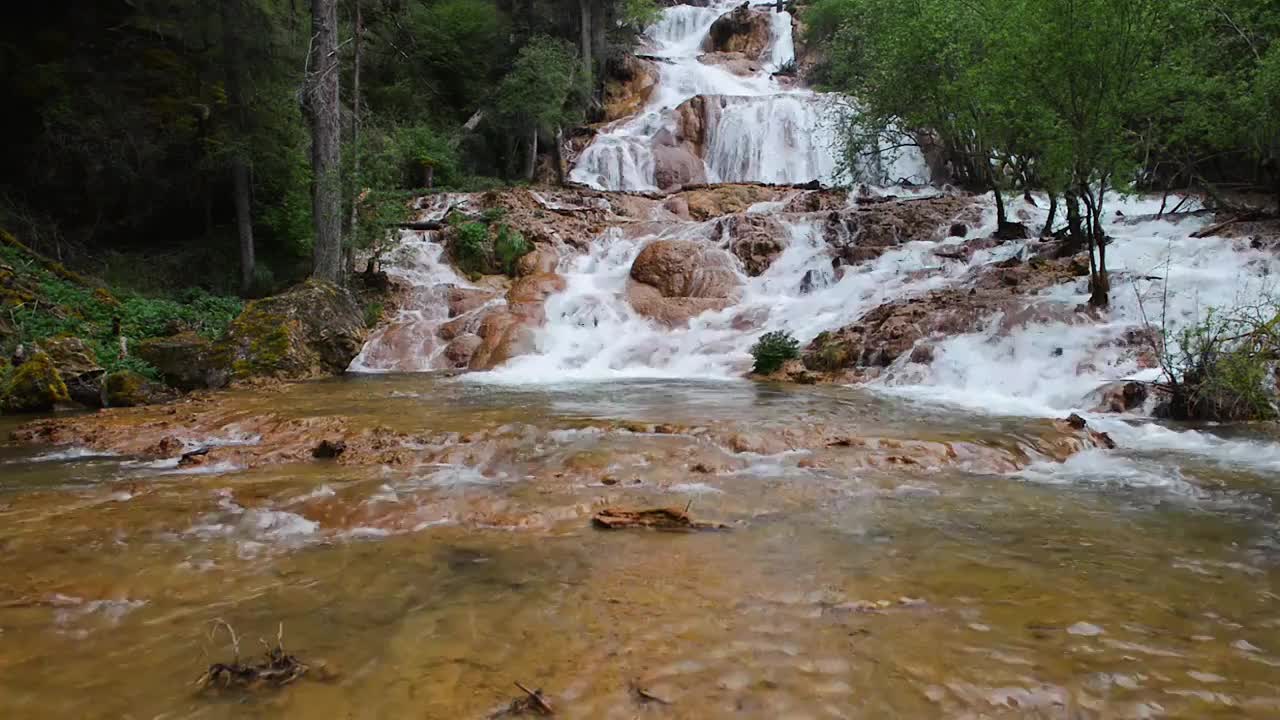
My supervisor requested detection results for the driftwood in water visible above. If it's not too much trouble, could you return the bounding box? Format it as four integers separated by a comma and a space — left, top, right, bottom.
194, 621, 313, 692
492, 682, 555, 717
592, 507, 728, 532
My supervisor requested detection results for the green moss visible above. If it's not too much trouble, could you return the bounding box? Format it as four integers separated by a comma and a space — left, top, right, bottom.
494, 224, 531, 277
2, 352, 70, 413
102, 370, 148, 407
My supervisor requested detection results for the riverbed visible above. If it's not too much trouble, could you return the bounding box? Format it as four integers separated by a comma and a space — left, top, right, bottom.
2, 375, 1277, 718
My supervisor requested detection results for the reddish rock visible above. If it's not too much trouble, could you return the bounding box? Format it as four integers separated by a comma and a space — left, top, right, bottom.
718, 214, 787, 276
703, 4, 772, 60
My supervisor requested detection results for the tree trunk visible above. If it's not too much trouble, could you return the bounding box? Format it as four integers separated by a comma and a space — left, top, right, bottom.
348, 0, 363, 245
307, 0, 343, 283
1064, 190, 1084, 252
525, 125, 538, 182
221, 0, 256, 295
552, 126, 566, 186
232, 162, 255, 294
1041, 193, 1058, 238
991, 180, 1007, 229
578, 0, 593, 91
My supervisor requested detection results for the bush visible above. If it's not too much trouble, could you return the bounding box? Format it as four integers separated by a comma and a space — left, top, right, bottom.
454, 222, 490, 276
750, 331, 801, 375
494, 224, 531, 276
1158, 306, 1280, 421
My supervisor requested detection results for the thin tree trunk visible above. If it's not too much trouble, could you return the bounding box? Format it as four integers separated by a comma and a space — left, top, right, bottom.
222, 0, 255, 294
308, 0, 343, 283
1041, 193, 1058, 238
992, 180, 1007, 229
348, 0, 363, 248
579, 0, 593, 90
525, 125, 538, 182
552, 126, 566, 186
1065, 190, 1084, 252
232, 162, 255, 293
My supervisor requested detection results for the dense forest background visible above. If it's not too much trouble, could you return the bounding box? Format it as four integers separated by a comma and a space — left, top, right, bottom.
0, 0, 657, 296
1, 0, 1277, 302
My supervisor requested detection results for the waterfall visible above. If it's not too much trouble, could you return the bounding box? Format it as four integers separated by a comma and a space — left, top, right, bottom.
568, 1, 922, 191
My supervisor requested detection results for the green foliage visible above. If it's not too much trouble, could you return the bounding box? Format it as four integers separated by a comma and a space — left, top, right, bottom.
363, 302, 385, 329
619, 0, 661, 30
0, 237, 241, 381
494, 225, 531, 277
494, 35, 586, 134
454, 222, 492, 277
751, 331, 801, 375
1160, 305, 1280, 421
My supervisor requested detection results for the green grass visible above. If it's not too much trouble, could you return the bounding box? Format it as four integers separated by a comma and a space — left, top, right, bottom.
0, 236, 243, 380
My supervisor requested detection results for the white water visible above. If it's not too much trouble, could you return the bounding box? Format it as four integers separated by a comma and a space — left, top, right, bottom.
359, 1, 1280, 484
569, 1, 925, 191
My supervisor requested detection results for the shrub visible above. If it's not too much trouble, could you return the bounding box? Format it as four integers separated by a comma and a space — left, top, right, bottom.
1158, 306, 1280, 421
494, 224, 531, 277
454, 222, 491, 276
750, 330, 800, 375
364, 302, 385, 329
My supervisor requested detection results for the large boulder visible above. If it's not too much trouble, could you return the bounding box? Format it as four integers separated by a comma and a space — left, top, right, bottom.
697, 51, 763, 77
38, 337, 104, 407
136, 332, 226, 391
101, 370, 177, 408
2, 351, 69, 413
717, 214, 787, 276
602, 56, 659, 122
628, 240, 742, 327
704, 4, 773, 60
630, 240, 741, 299
213, 280, 366, 381
468, 310, 537, 371
652, 144, 707, 192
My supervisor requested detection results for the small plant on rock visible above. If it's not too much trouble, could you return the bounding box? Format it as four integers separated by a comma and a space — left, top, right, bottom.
751, 330, 800, 375
494, 224, 531, 277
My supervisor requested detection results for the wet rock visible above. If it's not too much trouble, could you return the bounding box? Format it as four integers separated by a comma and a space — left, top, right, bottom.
718, 214, 787, 276
1091, 381, 1150, 414
949, 222, 969, 238
214, 280, 366, 381
681, 184, 777, 221
803, 254, 1088, 374
602, 56, 658, 122
630, 240, 742, 300
38, 337, 104, 407
515, 247, 560, 277
2, 351, 70, 413
697, 51, 762, 77
101, 370, 176, 408
825, 195, 983, 267
507, 273, 567, 305
446, 287, 497, 318
592, 507, 728, 531
443, 334, 483, 368
136, 332, 225, 392
703, 4, 772, 60
652, 144, 707, 192
627, 281, 734, 328
628, 240, 742, 326
468, 311, 537, 371
312, 439, 347, 459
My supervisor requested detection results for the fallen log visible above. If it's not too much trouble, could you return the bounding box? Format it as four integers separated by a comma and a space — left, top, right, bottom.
592, 507, 729, 532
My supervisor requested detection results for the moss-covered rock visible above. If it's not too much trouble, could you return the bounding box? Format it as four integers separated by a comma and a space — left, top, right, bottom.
38, 337, 105, 407
2, 351, 71, 413
137, 332, 225, 391
101, 370, 176, 408
213, 280, 366, 382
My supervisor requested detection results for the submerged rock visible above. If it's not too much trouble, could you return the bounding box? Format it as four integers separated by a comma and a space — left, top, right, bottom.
214, 280, 366, 381
2, 351, 70, 413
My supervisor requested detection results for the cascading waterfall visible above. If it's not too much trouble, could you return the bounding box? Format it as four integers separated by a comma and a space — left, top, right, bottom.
568, 0, 923, 191
360, 0, 1280, 479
